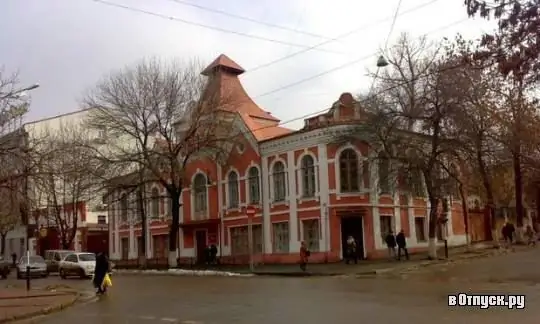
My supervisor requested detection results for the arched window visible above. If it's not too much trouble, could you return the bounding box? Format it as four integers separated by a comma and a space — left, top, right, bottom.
273, 161, 287, 202
301, 155, 316, 197
151, 187, 160, 218
339, 149, 359, 192
228, 171, 239, 208
193, 173, 207, 214
378, 153, 390, 193
120, 193, 128, 222
248, 167, 260, 204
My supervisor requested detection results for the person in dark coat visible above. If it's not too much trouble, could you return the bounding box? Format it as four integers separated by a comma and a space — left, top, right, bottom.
93, 252, 110, 295
396, 229, 409, 261
210, 244, 218, 265
385, 231, 397, 259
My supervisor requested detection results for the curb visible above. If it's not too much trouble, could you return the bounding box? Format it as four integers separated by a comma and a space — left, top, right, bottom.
0, 292, 75, 301
0, 292, 79, 324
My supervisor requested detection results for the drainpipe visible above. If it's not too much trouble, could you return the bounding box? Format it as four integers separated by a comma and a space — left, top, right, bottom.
259, 161, 266, 264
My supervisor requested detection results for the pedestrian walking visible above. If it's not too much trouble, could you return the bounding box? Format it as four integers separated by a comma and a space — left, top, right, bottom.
502, 222, 515, 249
93, 251, 111, 295
525, 224, 536, 246
299, 241, 310, 272
345, 236, 358, 264
384, 230, 397, 259
396, 229, 409, 261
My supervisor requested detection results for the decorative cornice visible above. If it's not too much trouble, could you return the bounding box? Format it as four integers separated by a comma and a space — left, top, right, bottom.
260, 124, 367, 156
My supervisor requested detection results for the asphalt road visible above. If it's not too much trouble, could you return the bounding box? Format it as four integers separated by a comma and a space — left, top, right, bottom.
4, 248, 540, 324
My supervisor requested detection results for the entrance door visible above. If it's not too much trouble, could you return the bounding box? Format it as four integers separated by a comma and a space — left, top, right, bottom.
195, 230, 207, 264
341, 216, 365, 260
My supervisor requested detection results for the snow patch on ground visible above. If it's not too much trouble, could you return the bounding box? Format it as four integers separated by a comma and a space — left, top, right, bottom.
113, 268, 254, 277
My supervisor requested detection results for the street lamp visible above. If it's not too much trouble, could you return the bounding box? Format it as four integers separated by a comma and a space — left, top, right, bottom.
376, 55, 389, 67
0, 83, 40, 100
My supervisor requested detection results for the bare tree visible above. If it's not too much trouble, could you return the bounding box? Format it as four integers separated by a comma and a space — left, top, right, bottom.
30, 123, 102, 249
0, 177, 21, 257
364, 34, 464, 259
441, 35, 508, 246
83, 58, 237, 267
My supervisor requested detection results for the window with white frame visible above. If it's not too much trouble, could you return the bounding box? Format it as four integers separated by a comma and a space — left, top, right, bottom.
230, 226, 248, 255
378, 153, 391, 194
301, 155, 316, 197
228, 171, 239, 208
415, 217, 426, 242
247, 167, 260, 204
380, 215, 393, 241
252, 224, 263, 254
150, 187, 160, 218
272, 222, 289, 253
193, 173, 207, 216
302, 219, 319, 252
272, 162, 287, 202
120, 193, 128, 222
339, 149, 360, 192
230, 225, 263, 255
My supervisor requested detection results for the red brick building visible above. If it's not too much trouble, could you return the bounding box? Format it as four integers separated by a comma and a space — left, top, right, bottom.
107, 54, 470, 264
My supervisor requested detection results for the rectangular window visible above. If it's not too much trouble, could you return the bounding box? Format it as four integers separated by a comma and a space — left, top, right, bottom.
415, 217, 426, 242
121, 237, 129, 260
230, 226, 248, 255
152, 235, 168, 259
380, 215, 393, 240
272, 222, 289, 253
97, 215, 107, 224
137, 236, 144, 257
230, 225, 263, 255
250, 224, 263, 254
302, 219, 319, 252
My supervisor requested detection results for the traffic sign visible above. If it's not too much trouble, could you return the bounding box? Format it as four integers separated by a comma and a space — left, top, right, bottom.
246, 206, 256, 217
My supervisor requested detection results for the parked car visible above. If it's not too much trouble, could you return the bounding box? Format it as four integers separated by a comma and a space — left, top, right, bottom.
44, 250, 75, 273
16, 255, 48, 279
59, 252, 96, 279
0, 256, 11, 279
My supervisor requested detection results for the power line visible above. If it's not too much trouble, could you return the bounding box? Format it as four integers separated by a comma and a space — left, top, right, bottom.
167, 0, 337, 41
252, 18, 468, 100
245, 0, 441, 74
90, 0, 345, 55
243, 55, 483, 138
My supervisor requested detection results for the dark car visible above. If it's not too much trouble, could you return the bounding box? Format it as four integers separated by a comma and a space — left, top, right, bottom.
0, 256, 10, 279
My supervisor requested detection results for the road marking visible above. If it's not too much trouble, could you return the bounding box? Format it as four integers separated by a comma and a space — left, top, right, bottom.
160, 318, 179, 322
139, 315, 157, 320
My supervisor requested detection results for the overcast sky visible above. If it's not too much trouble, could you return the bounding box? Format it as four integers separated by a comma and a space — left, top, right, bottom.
0, 0, 496, 129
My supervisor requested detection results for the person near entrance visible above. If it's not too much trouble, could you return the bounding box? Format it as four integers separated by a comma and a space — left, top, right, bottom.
396, 229, 409, 261
345, 235, 358, 264
299, 241, 310, 271
384, 230, 397, 259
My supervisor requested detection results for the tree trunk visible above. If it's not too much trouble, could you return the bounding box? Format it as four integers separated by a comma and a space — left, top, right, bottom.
137, 187, 147, 269
168, 190, 181, 268
427, 196, 439, 260
476, 149, 498, 246
0, 233, 6, 257
513, 149, 525, 243
458, 182, 471, 248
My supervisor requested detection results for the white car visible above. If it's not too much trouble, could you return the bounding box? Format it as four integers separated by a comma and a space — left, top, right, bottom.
59, 252, 96, 279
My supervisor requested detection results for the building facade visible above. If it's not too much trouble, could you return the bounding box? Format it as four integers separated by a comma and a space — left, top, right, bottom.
107, 54, 470, 264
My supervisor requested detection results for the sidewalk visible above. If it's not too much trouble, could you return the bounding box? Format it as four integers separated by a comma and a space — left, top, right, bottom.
116, 243, 499, 277
0, 289, 78, 323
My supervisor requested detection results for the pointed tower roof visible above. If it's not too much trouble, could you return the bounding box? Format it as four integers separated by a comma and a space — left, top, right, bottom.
199, 54, 279, 123
201, 54, 245, 76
